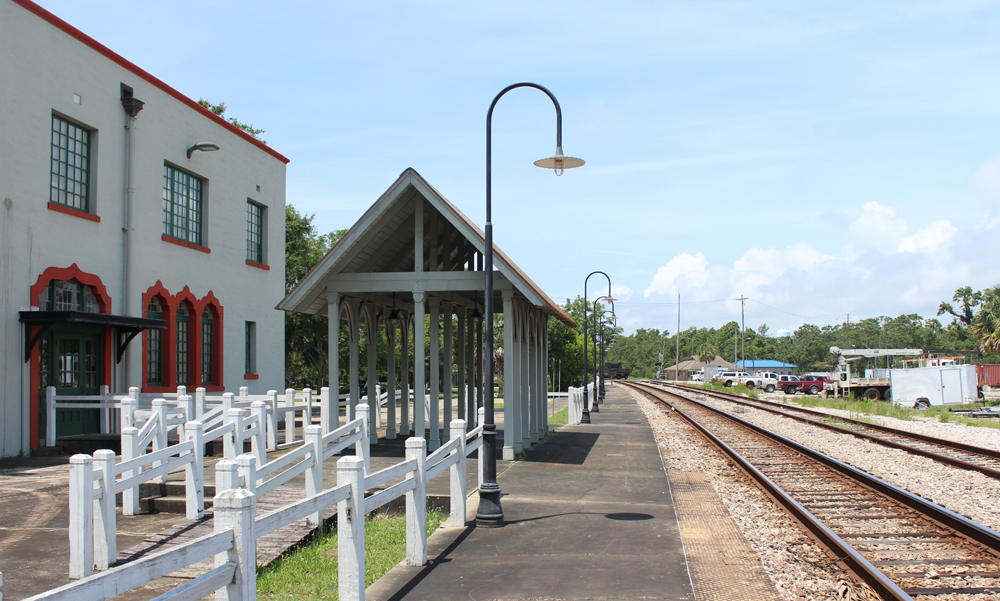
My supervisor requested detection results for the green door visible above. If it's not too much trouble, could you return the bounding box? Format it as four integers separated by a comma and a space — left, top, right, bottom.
38, 326, 104, 440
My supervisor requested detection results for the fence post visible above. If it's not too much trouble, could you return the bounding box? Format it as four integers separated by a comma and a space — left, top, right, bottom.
120, 426, 140, 515
152, 399, 168, 483
214, 488, 256, 601
229, 408, 249, 459
215, 459, 240, 494
449, 419, 467, 527
99, 385, 111, 434
251, 401, 267, 468
180, 394, 195, 425
239, 386, 249, 398
357, 403, 371, 475
195, 387, 206, 420
337, 456, 366, 601
303, 388, 313, 427
370, 385, 381, 444
284, 388, 295, 445
266, 390, 278, 450
92, 449, 116, 571
128, 386, 140, 402
478, 408, 486, 489
404, 438, 427, 567
236, 454, 257, 496
69, 454, 94, 579
120, 396, 137, 431
46, 386, 56, 447
185, 421, 205, 519
320, 386, 332, 436
304, 425, 323, 529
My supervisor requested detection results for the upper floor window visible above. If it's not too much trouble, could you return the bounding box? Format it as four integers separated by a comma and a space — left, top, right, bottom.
50, 115, 91, 212
247, 201, 265, 264
163, 164, 203, 245
37, 280, 100, 313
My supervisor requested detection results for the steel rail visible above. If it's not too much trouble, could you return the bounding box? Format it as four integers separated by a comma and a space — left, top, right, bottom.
624, 380, 1000, 600
651, 381, 1000, 480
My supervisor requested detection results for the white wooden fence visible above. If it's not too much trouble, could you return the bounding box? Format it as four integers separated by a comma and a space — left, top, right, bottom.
31, 413, 484, 601
67, 399, 371, 579
566, 383, 596, 425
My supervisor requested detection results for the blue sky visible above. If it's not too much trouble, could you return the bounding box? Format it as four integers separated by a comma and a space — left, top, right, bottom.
37, 0, 1000, 335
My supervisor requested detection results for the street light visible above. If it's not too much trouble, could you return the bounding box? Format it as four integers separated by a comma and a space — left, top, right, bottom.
478, 83, 584, 529
593, 296, 615, 404
595, 309, 615, 400
582, 272, 611, 424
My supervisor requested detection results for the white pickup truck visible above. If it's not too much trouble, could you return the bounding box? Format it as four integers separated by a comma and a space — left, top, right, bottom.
740, 371, 778, 392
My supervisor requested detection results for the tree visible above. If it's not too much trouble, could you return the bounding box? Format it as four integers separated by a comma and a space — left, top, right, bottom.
938, 286, 983, 327
197, 99, 266, 142
971, 285, 1000, 353
284, 205, 347, 387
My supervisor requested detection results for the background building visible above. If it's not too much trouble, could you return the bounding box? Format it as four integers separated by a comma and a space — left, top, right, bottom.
0, 0, 288, 454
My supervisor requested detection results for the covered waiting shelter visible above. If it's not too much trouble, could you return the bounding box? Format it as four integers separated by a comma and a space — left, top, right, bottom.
277, 168, 576, 459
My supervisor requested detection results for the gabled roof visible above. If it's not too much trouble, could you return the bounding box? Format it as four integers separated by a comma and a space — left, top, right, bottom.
277, 168, 575, 327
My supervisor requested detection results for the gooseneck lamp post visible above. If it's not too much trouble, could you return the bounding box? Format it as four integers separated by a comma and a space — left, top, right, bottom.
582, 271, 611, 424
598, 310, 616, 398
593, 298, 615, 400
591, 296, 614, 408
477, 83, 584, 529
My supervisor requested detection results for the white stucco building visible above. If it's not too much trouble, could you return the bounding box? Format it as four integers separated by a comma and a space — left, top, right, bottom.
0, 0, 288, 454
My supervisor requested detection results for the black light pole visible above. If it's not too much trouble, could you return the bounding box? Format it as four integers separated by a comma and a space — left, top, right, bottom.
477, 83, 583, 528
592, 296, 615, 405
594, 307, 615, 399
582, 271, 611, 424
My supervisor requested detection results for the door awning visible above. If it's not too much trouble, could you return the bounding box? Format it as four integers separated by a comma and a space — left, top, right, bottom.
19, 310, 166, 364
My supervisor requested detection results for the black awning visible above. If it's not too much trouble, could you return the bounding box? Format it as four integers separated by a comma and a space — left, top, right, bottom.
20, 310, 166, 364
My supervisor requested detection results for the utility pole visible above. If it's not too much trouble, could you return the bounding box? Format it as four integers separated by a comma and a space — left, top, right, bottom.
738, 295, 748, 370
675, 292, 680, 381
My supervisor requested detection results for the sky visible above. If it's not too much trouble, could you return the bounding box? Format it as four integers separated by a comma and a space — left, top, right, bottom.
34, 0, 1000, 336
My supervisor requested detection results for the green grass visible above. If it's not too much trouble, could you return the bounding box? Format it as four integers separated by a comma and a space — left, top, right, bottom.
257, 509, 445, 600
548, 406, 568, 426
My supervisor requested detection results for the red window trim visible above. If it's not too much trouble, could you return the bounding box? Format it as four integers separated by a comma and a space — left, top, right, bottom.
162, 234, 211, 254
48, 202, 101, 222
245, 259, 270, 271
244, 373, 260, 380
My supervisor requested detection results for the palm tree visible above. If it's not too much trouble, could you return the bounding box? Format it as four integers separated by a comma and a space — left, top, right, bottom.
971, 285, 1000, 353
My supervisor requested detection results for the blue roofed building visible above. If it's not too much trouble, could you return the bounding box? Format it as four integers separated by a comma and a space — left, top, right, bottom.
736, 360, 797, 376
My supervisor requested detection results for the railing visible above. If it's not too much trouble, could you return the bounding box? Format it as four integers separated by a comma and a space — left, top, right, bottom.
38, 414, 485, 601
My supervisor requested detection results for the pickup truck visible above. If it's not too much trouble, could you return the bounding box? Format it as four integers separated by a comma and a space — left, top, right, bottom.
744, 372, 778, 392
780, 375, 828, 395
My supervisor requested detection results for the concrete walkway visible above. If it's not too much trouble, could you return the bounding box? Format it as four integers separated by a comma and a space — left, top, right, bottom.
368, 385, 693, 601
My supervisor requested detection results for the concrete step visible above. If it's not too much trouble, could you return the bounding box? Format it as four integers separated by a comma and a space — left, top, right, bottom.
117, 481, 216, 514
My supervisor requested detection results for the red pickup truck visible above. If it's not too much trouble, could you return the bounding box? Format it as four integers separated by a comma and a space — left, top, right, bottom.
779, 375, 829, 395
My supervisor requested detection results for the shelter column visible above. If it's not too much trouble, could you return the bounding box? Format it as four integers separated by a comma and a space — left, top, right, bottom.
456, 308, 466, 424
467, 307, 477, 425
502, 291, 519, 459
346, 299, 362, 422
386, 318, 397, 439
400, 314, 411, 437
413, 293, 426, 440
326, 291, 341, 432
521, 305, 531, 450
428, 297, 441, 451
364, 304, 379, 444
443, 301, 453, 428
475, 303, 483, 426
542, 317, 549, 436
533, 312, 542, 442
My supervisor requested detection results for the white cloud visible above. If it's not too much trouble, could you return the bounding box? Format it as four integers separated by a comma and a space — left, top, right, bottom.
898, 220, 957, 254
611, 284, 634, 298
627, 202, 1000, 333
643, 253, 710, 297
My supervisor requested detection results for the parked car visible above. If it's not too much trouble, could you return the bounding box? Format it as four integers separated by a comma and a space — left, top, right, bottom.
799, 375, 829, 395
778, 375, 802, 394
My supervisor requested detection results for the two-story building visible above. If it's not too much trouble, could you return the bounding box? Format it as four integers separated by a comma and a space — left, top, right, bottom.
0, 0, 288, 454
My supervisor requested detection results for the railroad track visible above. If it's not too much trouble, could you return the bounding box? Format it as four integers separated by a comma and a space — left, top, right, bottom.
622, 380, 1000, 600
644, 380, 1000, 481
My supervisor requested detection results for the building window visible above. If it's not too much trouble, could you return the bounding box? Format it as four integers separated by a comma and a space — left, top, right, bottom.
163, 164, 203, 245
37, 280, 100, 313
247, 201, 265, 264
201, 307, 214, 385
245, 321, 257, 375
176, 304, 190, 386
50, 115, 91, 212
147, 298, 164, 386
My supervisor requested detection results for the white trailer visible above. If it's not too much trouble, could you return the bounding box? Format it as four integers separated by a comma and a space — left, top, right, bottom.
889, 365, 978, 408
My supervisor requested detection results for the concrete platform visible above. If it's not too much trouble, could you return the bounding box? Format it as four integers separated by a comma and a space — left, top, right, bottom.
367, 386, 694, 601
